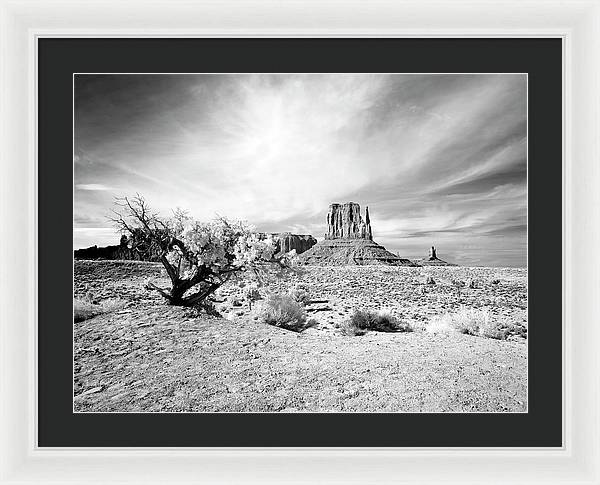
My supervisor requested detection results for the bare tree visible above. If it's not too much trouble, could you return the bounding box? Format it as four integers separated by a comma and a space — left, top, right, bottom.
109, 194, 292, 308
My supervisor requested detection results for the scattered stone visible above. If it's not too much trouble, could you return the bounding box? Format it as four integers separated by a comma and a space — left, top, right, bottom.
306, 305, 333, 313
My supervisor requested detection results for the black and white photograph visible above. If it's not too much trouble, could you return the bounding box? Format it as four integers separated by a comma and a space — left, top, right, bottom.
73, 73, 527, 413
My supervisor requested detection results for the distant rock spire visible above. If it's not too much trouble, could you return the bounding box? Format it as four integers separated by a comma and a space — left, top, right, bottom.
418, 245, 456, 266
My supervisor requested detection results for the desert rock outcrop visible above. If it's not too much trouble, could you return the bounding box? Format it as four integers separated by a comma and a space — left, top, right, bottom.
415, 246, 456, 266
271, 233, 317, 255
302, 202, 416, 266
74, 234, 162, 261
325, 202, 373, 240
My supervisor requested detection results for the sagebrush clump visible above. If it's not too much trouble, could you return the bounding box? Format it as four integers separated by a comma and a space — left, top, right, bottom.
339, 320, 368, 336
73, 296, 125, 323
257, 294, 315, 332
341, 309, 413, 336
426, 308, 508, 339
290, 285, 311, 306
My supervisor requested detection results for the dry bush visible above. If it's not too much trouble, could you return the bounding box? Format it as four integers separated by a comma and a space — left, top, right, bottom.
290, 285, 311, 306
257, 294, 311, 332
478, 316, 510, 340
342, 309, 413, 336
74, 297, 125, 323
451, 308, 488, 335
427, 308, 507, 339
339, 320, 368, 336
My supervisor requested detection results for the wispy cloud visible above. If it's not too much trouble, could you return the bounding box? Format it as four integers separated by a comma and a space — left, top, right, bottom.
74, 74, 526, 266
76, 183, 114, 191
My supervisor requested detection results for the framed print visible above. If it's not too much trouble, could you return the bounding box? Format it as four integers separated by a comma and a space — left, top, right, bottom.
1, 0, 599, 484
40, 37, 559, 447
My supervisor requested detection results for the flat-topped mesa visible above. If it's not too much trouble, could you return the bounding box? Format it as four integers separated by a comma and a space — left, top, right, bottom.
325, 202, 373, 240
272, 233, 317, 255
257, 232, 317, 255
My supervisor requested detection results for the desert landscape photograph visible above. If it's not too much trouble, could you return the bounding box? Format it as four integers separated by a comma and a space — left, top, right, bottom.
73, 73, 527, 413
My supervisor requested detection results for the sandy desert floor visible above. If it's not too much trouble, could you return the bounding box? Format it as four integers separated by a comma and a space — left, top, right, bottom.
74, 260, 527, 412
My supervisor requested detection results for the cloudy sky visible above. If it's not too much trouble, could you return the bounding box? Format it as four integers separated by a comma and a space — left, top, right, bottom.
74, 74, 527, 267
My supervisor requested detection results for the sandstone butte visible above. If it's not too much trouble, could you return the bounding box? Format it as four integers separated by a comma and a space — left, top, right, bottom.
269, 233, 317, 255
74, 202, 455, 267
75, 232, 318, 261
300, 202, 417, 266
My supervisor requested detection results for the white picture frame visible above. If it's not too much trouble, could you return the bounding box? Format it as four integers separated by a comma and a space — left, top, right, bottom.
1, 0, 598, 483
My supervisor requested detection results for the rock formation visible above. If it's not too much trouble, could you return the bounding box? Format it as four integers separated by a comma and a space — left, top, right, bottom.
77, 231, 317, 261
414, 246, 456, 266
301, 202, 416, 266
271, 233, 317, 255
74, 234, 160, 261
325, 202, 372, 240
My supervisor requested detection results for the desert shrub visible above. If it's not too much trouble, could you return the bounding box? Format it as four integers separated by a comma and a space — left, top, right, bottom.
243, 285, 262, 311
345, 309, 413, 334
478, 316, 510, 340
425, 276, 436, 285
245, 286, 262, 302
491, 279, 501, 285
348, 310, 376, 330
425, 316, 455, 334
468, 279, 479, 289
290, 285, 311, 306
73, 299, 98, 323
339, 320, 368, 336
257, 294, 310, 332
73, 297, 125, 323
450, 308, 488, 335
427, 308, 506, 339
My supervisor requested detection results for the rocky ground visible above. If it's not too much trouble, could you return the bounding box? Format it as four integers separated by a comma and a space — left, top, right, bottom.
74, 260, 527, 412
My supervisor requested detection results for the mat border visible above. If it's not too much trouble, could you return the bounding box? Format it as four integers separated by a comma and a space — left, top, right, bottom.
1, 0, 598, 484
